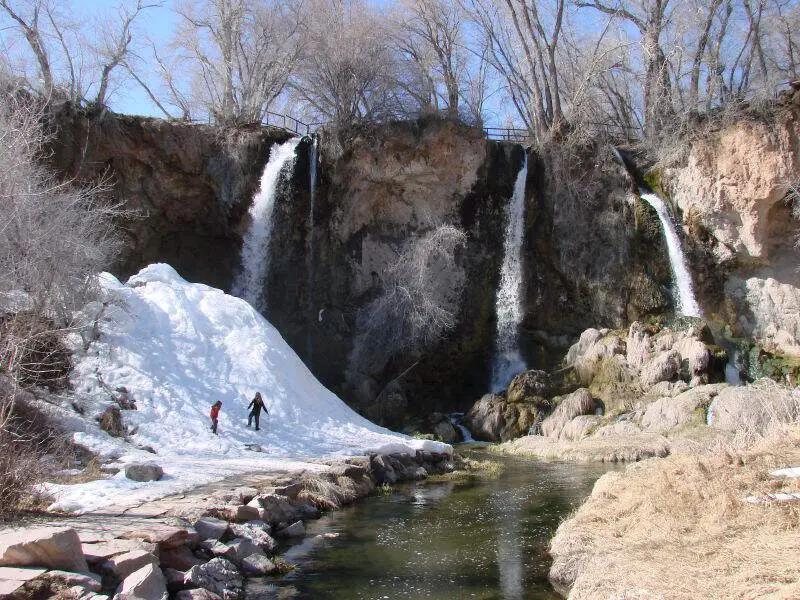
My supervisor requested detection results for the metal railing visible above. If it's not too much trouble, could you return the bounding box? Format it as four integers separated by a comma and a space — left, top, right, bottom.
263, 111, 317, 136
483, 127, 529, 142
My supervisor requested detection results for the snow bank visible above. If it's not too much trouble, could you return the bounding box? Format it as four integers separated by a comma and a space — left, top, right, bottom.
51, 264, 450, 513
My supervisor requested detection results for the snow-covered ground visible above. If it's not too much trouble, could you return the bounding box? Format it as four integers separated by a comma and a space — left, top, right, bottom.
45, 264, 450, 514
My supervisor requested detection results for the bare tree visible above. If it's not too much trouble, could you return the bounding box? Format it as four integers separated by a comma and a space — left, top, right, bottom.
172, 0, 303, 125
393, 0, 467, 119
0, 0, 55, 95
349, 225, 468, 377
292, 0, 402, 133
1, 0, 159, 107
93, 1, 162, 108
463, 0, 567, 139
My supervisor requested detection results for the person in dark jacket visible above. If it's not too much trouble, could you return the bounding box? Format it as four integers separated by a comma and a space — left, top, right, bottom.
210, 401, 222, 435
247, 392, 268, 431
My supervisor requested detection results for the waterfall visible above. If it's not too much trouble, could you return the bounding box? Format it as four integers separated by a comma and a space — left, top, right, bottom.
448, 413, 475, 443
490, 154, 529, 392
306, 135, 319, 362
639, 192, 703, 318
232, 137, 301, 311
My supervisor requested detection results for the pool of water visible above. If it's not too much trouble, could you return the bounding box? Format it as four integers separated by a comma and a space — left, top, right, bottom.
247, 452, 614, 600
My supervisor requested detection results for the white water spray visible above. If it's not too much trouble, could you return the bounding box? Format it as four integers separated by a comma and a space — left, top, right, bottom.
639, 192, 703, 318
232, 137, 301, 311
306, 134, 319, 361
491, 155, 529, 392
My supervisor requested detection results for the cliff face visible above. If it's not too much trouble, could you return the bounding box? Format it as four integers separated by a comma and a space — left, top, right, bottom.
665, 98, 800, 356
45, 103, 290, 290
56, 106, 799, 422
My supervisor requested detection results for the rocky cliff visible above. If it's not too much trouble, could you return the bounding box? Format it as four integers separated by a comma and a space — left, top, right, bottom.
45, 103, 290, 290
665, 94, 800, 358
46, 103, 799, 427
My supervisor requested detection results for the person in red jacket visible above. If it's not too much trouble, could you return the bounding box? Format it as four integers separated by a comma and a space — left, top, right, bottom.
210, 400, 222, 435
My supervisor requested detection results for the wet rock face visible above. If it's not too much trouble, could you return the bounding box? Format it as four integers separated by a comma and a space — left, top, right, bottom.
45, 103, 290, 290
665, 104, 800, 355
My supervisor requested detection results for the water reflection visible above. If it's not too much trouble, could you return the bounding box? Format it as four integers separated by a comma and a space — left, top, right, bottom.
248, 453, 615, 600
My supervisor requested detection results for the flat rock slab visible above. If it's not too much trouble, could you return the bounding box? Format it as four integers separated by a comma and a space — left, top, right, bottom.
0, 527, 88, 573
120, 526, 197, 550
0, 566, 46, 595
82, 539, 157, 564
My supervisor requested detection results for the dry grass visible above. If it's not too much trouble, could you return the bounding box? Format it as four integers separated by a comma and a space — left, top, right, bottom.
551, 425, 800, 600
427, 454, 505, 482
296, 471, 375, 511
496, 430, 671, 463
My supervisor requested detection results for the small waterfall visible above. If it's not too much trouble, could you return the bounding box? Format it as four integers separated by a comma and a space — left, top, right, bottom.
306, 135, 319, 362
232, 137, 301, 311
490, 154, 529, 392
448, 413, 475, 443
639, 192, 703, 318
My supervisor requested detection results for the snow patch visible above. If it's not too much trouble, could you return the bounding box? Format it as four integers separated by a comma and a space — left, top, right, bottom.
52, 264, 450, 513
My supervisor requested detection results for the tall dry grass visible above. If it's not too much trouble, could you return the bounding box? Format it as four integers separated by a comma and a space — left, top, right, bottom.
551, 385, 800, 600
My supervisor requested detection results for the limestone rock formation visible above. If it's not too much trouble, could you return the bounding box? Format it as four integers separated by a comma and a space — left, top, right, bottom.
463, 393, 547, 442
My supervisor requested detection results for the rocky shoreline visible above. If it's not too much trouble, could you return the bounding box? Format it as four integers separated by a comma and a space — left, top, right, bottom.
0, 450, 454, 599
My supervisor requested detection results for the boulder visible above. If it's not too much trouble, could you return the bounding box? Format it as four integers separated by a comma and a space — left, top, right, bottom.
0, 527, 89, 573
158, 546, 204, 571
640, 350, 681, 388
257, 494, 298, 525
185, 558, 242, 599
103, 548, 158, 581
115, 563, 167, 600
276, 521, 305, 538
82, 539, 158, 565
559, 415, 601, 441
507, 370, 552, 401
193, 518, 229, 542
709, 384, 800, 436
200, 540, 236, 561
124, 463, 164, 482
163, 567, 185, 592
640, 385, 724, 433
228, 523, 275, 552
463, 393, 546, 442
541, 389, 596, 439
226, 537, 264, 565
274, 483, 302, 499
370, 454, 398, 484
233, 505, 260, 522
240, 554, 276, 575
432, 420, 459, 443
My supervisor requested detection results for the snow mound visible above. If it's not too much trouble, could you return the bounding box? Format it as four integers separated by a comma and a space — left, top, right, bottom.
52, 264, 450, 513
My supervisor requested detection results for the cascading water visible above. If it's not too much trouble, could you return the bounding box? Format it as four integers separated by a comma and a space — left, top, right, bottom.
232, 137, 301, 312
306, 135, 319, 361
490, 154, 529, 392
448, 413, 475, 443
639, 192, 703, 318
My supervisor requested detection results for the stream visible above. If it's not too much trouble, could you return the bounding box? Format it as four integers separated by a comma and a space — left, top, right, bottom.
247, 452, 615, 599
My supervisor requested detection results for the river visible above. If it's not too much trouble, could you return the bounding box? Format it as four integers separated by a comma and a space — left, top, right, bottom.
246, 452, 614, 599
